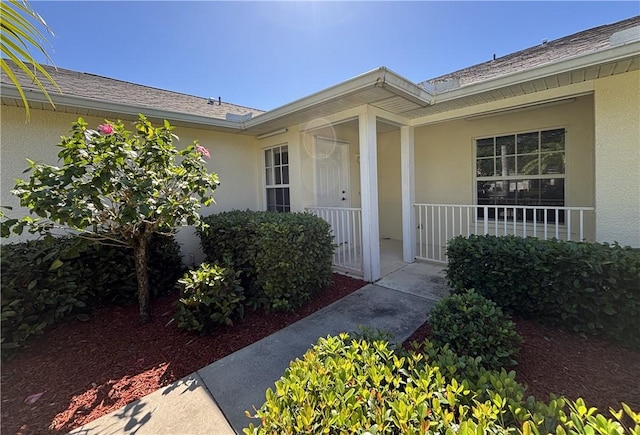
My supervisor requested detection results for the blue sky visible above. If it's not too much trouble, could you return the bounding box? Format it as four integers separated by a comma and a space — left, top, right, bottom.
31, 1, 639, 110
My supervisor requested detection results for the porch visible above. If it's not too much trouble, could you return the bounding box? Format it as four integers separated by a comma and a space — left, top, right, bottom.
300, 93, 598, 281
306, 203, 595, 279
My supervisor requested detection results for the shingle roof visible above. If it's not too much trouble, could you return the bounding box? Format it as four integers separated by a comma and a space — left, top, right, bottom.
420, 16, 640, 91
0, 63, 265, 120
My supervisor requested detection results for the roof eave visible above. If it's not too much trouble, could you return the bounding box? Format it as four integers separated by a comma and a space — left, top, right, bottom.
0, 84, 245, 131
432, 40, 640, 103
244, 67, 434, 129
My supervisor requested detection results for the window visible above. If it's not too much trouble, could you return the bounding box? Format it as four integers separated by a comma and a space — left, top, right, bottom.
476, 128, 565, 222
264, 145, 290, 212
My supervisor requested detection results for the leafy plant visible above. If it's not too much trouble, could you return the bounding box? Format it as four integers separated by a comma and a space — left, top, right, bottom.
446, 235, 640, 348
350, 325, 396, 345
1, 234, 183, 353
199, 210, 262, 296
7, 115, 218, 322
245, 334, 640, 434
253, 215, 333, 310
0, 0, 60, 119
175, 263, 245, 333
429, 290, 523, 370
198, 210, 333, 311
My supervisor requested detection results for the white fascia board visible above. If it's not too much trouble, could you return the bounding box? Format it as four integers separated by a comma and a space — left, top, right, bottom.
376, 68, 434, 106
433, 41, 640, 103
246, 67, 434, 129
1, 85, 243, 131
245, 68, 387, 128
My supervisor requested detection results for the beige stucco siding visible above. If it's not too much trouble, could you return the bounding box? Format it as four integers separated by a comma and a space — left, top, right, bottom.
0, 106, 259, 260
411, 94, 596, 239
414, 95, 595, 205
377, 129, 401, 240
594, 71, 640, 248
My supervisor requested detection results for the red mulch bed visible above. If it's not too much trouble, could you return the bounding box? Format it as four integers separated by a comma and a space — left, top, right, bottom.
403, 318, 640, 413
4, 278, 639, 435
0, 273, 366, 435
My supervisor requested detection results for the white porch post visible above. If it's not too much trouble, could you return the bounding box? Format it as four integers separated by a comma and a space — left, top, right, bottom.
358, 112, 380, 282
401, 125, 416, 263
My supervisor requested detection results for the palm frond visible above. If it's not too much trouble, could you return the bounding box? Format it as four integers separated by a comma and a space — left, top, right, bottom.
0, 0, 60, 120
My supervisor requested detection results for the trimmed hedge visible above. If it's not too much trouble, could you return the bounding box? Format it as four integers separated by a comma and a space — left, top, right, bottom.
429, 290, 522, 370
1, 234, 184, 351
446, 235, 640, 348
245, 334, 639, 434
198, 210, 334, 311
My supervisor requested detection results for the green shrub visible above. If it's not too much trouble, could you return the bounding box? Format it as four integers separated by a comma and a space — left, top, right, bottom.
198, 210, 333, 311
175, 263, 245, 333
446, 235, 640, 348
429, 290, 522, 370
1, 234, 183, 351
349, 325, 396, 344
245, 334, 505, 434
199, 210, 263, 296
245, 334, 640, 434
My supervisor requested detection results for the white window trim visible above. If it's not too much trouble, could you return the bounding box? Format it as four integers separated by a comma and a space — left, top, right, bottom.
263, 143, 290, 212
472, 126, 568, 224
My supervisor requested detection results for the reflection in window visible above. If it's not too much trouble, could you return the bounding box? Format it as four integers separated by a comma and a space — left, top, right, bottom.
265, 145, 290, 212
476, 129, 566, 222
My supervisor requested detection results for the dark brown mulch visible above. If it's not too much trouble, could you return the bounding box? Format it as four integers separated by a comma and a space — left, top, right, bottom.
403, 318, 640, 413
0, 273, 366, 435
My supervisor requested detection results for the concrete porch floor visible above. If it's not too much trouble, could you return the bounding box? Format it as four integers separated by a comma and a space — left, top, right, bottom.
379, 238, 406, 277
347, 238, 430, 279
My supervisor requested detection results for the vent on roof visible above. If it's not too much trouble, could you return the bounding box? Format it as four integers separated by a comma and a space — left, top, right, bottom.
225, 113, 253, 122
610, 26, 640, 46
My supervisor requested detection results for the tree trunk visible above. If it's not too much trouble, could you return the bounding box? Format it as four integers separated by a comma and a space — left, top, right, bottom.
133, 236, 151, 324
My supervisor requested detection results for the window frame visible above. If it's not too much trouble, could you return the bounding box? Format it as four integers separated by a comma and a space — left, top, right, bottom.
473, 127, 567, 223
263, 143, 291, 213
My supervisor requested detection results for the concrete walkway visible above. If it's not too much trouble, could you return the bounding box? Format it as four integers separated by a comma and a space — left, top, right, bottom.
70, 262, 449, 435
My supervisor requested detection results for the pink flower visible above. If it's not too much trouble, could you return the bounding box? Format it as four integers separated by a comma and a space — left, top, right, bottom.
97, 124, 114, 135
196, 145, 211, 158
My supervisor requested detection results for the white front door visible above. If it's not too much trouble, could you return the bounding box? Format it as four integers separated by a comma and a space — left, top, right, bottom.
314, 137, 350, 208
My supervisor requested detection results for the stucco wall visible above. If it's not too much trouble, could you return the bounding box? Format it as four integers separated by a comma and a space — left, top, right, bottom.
594, 71, 640, 247
410, 94, 596, 240
0, 106, 259, 262
377, 129, 401, 240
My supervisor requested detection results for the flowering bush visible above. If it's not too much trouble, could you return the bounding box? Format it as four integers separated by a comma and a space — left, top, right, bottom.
97, 123, 114, 134
196, 144, 211, 158
8, 115, 219, 322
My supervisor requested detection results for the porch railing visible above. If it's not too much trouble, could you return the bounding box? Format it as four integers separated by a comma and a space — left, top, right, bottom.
415, 203, 595, 264
305, 206, 363, 274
